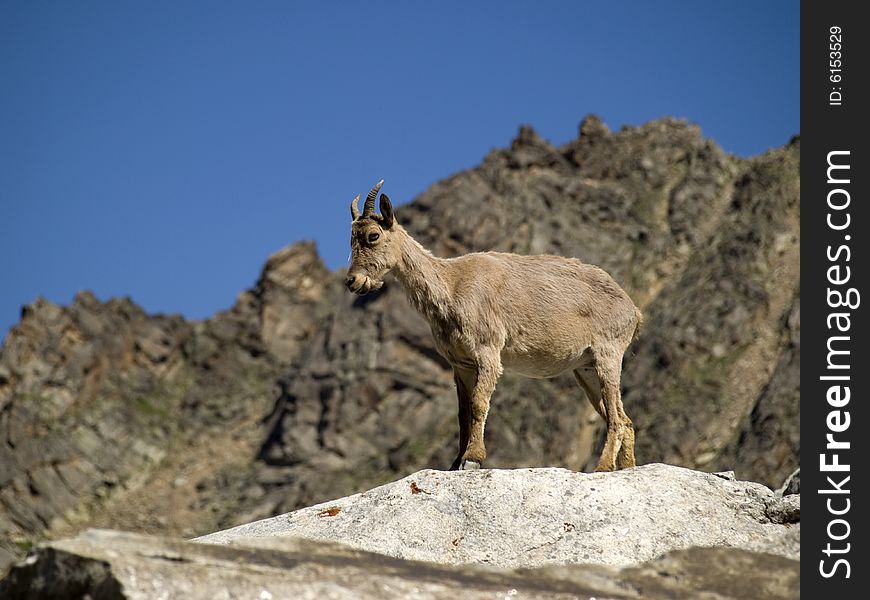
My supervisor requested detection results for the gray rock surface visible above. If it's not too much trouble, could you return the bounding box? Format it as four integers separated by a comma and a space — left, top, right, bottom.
0, 529, 799, 600
197, 464, 799, 569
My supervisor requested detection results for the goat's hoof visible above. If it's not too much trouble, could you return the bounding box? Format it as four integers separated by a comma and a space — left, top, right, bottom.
459, 460, 481, 470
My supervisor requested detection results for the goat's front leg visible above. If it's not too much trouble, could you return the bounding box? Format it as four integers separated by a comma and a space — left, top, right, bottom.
449, 367, 475, 470
459, 350, 501, 470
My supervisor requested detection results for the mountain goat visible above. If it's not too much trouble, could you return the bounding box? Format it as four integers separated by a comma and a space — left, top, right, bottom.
346, 180, 642, 471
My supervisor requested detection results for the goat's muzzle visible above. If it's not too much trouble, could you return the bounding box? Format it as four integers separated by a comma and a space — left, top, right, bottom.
345, 273, 383, 295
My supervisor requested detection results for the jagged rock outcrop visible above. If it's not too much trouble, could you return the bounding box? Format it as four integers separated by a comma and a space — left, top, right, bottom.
0, 529, 800, 600
0, 116, 800, 572
0, 242, 333, 566
198, 464, 799, 568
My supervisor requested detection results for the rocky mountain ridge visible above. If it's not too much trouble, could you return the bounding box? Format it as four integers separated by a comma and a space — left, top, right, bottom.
0, 116, 799, 569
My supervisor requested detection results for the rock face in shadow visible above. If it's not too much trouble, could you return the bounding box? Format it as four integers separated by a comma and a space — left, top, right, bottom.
198, 464, 799, 568
0, 117, 799, 569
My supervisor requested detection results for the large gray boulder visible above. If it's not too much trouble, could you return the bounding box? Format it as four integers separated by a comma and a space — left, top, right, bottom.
0, 529, 799, 600
197, 463, 799, 569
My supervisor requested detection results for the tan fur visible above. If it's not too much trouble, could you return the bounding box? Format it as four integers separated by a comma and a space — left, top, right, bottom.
347, 186, 641, 471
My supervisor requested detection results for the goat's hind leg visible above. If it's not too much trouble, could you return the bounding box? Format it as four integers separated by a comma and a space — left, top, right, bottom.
591, 350, 635, 471
574, 366, 634, 470
616, 414, 636, 469
573, 367, 605, 420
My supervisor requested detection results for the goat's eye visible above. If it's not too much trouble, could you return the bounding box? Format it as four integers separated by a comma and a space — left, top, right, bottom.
367, 232, 380, 243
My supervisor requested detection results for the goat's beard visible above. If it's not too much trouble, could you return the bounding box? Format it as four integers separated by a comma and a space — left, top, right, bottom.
349, 275, 384, 295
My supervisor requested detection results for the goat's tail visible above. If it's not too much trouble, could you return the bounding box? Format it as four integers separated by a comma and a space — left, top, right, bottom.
631, 306, 644, 343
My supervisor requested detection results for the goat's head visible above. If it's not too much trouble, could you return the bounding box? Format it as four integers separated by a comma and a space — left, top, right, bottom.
346, 179, 399, 294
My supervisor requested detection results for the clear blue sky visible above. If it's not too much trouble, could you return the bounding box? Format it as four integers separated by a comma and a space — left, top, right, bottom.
1, 2, 799, 339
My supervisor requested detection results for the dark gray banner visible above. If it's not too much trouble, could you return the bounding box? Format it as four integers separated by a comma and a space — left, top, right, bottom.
803, 1, 868, 595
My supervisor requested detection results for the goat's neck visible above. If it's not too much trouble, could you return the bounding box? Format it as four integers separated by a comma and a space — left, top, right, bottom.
391, 228, 451, 322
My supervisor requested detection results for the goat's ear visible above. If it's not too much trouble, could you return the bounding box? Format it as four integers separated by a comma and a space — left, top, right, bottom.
379, 194, 395, 229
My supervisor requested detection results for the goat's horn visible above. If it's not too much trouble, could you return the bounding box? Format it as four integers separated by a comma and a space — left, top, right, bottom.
350, 194, 361, 219
363, 179, 384, 217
